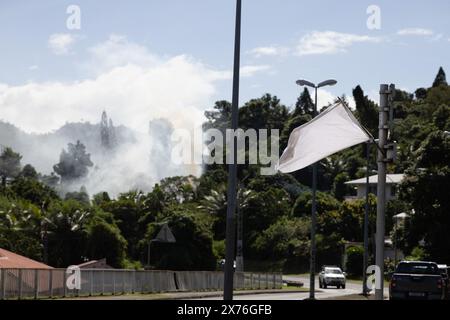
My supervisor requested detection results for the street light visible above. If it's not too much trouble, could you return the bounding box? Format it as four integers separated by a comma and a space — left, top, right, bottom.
296, 78, 337, 300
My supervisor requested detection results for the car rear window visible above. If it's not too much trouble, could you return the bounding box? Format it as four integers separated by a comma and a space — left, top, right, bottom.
325, 269, 342, 274
396, 263, 439, 275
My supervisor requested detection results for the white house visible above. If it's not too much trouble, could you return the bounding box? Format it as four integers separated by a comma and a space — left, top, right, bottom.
345, 174, 405, 201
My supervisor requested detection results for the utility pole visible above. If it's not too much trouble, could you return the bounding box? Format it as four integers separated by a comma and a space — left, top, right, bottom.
375, 84, 395, 300
362, 141, 371, 296
223, 0, 241, 301
236, 186, 244, 273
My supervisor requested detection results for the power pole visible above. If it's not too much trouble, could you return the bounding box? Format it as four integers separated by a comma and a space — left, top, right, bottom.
223, 0, 241, 301
375, 84, 395, 300
236, 186, 244, 273
362, 141, 371, 296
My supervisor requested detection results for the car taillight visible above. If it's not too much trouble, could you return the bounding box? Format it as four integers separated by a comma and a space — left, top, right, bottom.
390, 277, 397, 289
437, 278, 443, 289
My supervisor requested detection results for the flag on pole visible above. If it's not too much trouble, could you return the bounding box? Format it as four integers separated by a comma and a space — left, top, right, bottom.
277, 101, 371, 173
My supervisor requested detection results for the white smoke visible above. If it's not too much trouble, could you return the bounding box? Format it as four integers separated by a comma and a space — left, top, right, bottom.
0, 34, 271, 196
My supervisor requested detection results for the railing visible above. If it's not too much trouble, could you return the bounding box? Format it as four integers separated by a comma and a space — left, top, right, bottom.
0, 268, 283, 300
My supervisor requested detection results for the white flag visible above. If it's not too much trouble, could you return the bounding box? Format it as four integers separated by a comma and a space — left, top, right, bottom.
277, 102, 371, 173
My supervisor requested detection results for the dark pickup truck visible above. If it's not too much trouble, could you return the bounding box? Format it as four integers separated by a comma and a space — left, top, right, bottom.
390, 261, 446, 300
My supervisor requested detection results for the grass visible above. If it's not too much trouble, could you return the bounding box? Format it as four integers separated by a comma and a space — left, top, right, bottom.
282, 285, 309, 291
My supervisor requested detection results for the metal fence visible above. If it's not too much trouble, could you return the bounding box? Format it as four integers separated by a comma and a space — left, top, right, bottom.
0, 268, 283, 299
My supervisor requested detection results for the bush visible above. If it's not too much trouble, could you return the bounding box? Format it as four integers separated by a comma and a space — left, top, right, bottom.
405, 246, 427, 261
87, 218, 128, 268
346, 246, 364, 276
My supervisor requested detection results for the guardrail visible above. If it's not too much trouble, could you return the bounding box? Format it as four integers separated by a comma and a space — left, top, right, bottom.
0, 268, 283, 299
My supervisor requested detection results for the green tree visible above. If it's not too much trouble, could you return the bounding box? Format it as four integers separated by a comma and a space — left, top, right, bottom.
92, 191, 111, 206
100, 191, 156, 260
0, 147, 22, 187
21, 164, 38, 179
291, 191, 340, 217
0, 196, 43, 261
332, 172, 351, 201
46, 200, 91, 267
415, 88, 427, 100
159, 176, 199, 204
41, 173, 60, 189
199, 187, 227, 240
242, 187, 291, 258
432, 67, 447, 87
239, 94, 289, 133
353, 85, 379, 135
293, 88, 314, 117
53, 141, 93, 183
253, 216, 310, 263
432, 104, 450, 130
10, 176, 59, 207
143, 204, 216, 271
400, 131, 450, 261
86, 218, 127, 268
65, 186, 90, 205
203, 100, 231, 133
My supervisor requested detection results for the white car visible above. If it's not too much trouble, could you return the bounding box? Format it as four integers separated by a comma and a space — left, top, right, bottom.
319, 266, 346, 289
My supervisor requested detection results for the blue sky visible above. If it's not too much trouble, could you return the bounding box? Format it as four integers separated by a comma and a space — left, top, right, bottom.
0, 0, 449, 133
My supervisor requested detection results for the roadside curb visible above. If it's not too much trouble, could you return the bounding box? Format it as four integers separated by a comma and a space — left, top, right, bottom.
320, 293, 389, 301
160, 289, 309, 300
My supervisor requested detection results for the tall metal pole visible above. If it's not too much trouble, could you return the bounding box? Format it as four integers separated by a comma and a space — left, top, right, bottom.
147, 240, 151, 268
223, 0, 241, 301
362, 141, 371, 295
394, 218, 398, 267
309, 86, 318, 299
236, 185, 244, 273
375, 84, 390, 300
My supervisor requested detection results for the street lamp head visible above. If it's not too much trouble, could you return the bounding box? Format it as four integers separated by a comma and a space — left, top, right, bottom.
317, 79, 338, 88
296, 79, 316, 88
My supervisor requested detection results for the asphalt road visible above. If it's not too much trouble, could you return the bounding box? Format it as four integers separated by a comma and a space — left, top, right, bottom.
195, 275, 363, 300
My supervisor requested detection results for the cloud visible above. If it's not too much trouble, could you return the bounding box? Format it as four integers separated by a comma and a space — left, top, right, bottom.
29, 65, 39, 71
397, 28, 434, 36
316, 89, 338, 108
211, 64, 272, 80
86, 34, 159, 74
240, 65, 272, 77
1, 35, 228, 134
247, 46, 289, 58
48, 33, 76, 55
296, 31, 381, 56
430, 34, 443, 42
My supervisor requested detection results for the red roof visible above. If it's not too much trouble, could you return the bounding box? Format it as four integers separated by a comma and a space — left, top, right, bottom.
0, 248, 52, 269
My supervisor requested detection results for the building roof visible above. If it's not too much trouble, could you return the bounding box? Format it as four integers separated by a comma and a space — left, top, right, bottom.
0, 248, 52, 269
345, 174, 405, 185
